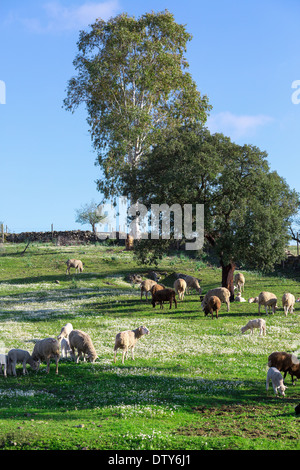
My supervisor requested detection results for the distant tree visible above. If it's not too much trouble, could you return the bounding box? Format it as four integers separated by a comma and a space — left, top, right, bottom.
63, 10, 211, 201
75, 201, 107, 233
126, 125, 300, 299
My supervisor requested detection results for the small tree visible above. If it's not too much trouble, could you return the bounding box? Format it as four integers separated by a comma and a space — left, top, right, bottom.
75, 201, 107, 233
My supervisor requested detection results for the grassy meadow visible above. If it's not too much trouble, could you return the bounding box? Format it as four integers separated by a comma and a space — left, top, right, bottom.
0, 241, 299, 451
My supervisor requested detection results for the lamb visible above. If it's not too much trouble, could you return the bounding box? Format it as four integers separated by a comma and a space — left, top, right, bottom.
268, 351, 300, 385
32, 337, 60, 374
57, 323, 73, 357
234, 272, 245, 293
173, 278, 187, 300
235, 293, 246, 302
241, 318, 266, 336
140, 279, 157, 300
66, 259, 83, 275
7, 349, 39, 376
0, 353, 8, 378
249, 292, 277, 315
203, 295, 221, 319
57, 322, 73, 341
183, 275, 202, 295
282, 293, 295, 316
114, 326, 149, 364
201, 287, 231, 312
151, 288, 177, 309
266, 367, 286, 397
69, 329, 98, 363
60, 337, 72, 358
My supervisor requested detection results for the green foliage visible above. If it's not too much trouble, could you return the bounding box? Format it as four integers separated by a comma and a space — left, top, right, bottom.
129, 124, 300, 271
64, 10, 211, 199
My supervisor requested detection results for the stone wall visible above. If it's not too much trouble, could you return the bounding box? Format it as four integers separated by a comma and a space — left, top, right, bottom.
5, 230, 125, 245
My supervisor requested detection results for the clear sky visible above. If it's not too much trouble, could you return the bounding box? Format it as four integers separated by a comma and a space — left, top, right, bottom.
1, 0, 300, 233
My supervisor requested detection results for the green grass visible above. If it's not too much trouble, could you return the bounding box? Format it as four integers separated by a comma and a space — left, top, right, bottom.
0, 242, 299, 450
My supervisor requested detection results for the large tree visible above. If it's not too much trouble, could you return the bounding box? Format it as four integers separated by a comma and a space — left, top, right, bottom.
63, 10, 211, 200
126, 124, 299, 299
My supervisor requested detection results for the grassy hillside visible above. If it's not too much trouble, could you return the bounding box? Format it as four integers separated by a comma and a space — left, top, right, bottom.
0, 242, 299, 451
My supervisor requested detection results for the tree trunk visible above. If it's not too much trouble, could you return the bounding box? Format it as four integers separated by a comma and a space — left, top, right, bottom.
221, 261, 235, 302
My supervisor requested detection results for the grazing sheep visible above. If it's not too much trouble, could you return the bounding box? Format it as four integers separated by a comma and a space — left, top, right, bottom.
32, 338, 60, 374
66, 259, 83, 275
266, 367, 286, 397
201, 287, 231, 312
57, 322, 73, 341
203, 295, 221, 319
183, 275, 202, 295
268, 351, 300, 385
249, 292, 277, 315
173, 278, 187, 300
151, 288, 177, 310
241, 318, 266, 336
140, 279, 157, 300
282, 293, 295, 316
114, 326, 149, 364
69, 329, 98, 363
7, 349, 39, 376
0, 353, 8, 378
234, 272, 245, 293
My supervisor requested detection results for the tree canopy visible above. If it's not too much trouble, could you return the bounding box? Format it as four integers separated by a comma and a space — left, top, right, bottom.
125, 124, 300, 296
63, 10, 211, 199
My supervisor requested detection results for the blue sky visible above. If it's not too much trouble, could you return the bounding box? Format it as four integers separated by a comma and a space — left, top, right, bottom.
1, 0, 300, 233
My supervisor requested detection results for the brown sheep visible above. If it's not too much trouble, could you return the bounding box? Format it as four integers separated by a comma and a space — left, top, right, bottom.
203, 295, 221, 319
268, 351, 300, 385
152, 288, 177, 310
150, 284, 165, 296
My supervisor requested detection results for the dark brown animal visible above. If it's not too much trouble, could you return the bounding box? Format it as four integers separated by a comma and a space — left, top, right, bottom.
152, 288, 177, 310
268, 351, 300, 385
150, 284, 165, 296
203, 295, 221, 319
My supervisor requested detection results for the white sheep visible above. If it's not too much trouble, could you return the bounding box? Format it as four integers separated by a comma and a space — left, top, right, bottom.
266, 367, 286, 397
140, 279, 157, 300
57, 322, 73, 340
235, 293, 246, 302
114, 326, 149, 364
60, 337, 72, 358
234, 272, 245, 293
241, 318, 266, 336
69, 329, 98, 363
249, 292, 277, 315
66, 259, 83, 275
183, 275, 202, 295
57, 323, 73, 357
201, 287, 231, 312
0, 353, 8, 378
32, 337, 60, 374
282, 293, 295, 317
173, 278, 187, 300
7, 349, 39, 376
